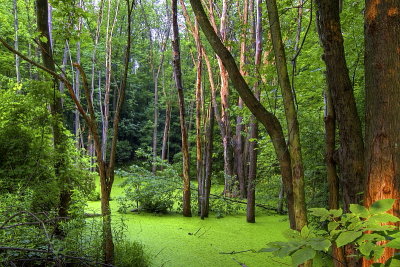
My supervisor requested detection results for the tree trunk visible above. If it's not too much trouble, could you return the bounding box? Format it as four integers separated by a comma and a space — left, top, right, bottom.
246, 0, 262, 224
190, 0, 297, 229
236, 0, 249, 199
363, 1, 400, 265
161, 103, 171, 162
201, 103, 214, 219
324, 87, 345, 267
315, 0, 365, 211
13, 0, 20, 83
265, 0, 307, 231
172, 0, 191, 217
36, 0, 70, 235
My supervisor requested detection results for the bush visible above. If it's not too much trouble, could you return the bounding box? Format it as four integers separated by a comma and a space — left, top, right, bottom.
117, 164, 180, 214
115, 240, 151, 267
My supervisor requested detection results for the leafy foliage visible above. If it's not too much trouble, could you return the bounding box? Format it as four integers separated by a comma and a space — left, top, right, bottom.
260, 199, 400, 266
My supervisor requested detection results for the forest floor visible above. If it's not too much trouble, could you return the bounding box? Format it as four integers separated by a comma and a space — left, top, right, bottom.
86, 177, 329, 267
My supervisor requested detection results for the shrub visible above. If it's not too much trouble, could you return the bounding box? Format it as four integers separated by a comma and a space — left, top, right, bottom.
260, 199, 400, 266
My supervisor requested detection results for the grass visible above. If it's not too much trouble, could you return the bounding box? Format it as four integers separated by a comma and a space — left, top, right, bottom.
87, 176, 293, 267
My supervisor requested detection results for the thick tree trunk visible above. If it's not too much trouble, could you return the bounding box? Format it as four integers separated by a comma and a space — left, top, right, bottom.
316, 2, 365, 265
190, 0, 296, 229
172, 0, 191, 217
315, 0, 365, 211
363, 1, 400, 265
265, 0, 307, 231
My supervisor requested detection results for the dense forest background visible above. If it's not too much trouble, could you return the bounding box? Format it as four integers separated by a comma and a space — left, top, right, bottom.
0, 0, 399, 266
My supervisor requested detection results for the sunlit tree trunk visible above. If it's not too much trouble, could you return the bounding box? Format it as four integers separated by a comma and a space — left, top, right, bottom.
363, 1, 400, 265
172, 0, 191, 217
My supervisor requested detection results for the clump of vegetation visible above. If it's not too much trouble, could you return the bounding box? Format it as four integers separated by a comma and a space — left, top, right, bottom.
260, 199, 400, 266
117, 161, 181, 214
0, 190, 151, 266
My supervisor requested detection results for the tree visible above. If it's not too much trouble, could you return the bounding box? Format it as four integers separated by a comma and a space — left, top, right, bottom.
363, 0, 400, 264
172, 0, 191, 217
189, 0, 300, 230
36, 0, 71, 234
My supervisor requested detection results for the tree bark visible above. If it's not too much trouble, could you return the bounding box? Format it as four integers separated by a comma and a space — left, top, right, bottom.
315, 0, 365, 211
172, 0, 191, 217
36, 0, 70, 235
236, 0, 249, 199
363, 0, 400, 265
324, 87, 345, 267
190, 0, 296, 229
265, 0, 307, 231
246, 0, 262, 224
201, 103, 214, 219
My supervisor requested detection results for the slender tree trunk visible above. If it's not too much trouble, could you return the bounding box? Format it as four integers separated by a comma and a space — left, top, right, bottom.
152, 29, 170, 173
265, 0, 307, 231
74, 1, 82, 149
36, 0, 70, 235
13, 0, 20, 82
102, 0, 120, 162
325, 87, 345, 267
194, 25, 204, 214
190, 0, 297, 229
201, 103, 214, 219
161, 103, 171, 162
236, 0, 249, 199
363, 1, 400, 265
219, 0, 234, 196
172, 0, 191, 217
247, 0, 262, 223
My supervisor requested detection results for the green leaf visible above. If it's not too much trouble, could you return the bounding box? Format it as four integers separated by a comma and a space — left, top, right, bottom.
308, 238, 331, 251
369, 199, 395, 214
359, 241, 375, 257
369, 213, 400, 223
309, 208, 330, 218
39, 36, 48, 43
291, 247, 316, 266
301, 226, 310, 238
336, 230, 363, 247
350, 204, 370, 218
330, 209, 343, 217
386, 239, 400, 249
328, 221, 339, 231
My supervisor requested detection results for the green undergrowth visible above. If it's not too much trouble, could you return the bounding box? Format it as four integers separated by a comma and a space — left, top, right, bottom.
86, 176, 329, 266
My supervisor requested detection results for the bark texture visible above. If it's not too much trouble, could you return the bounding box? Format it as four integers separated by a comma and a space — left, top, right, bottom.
363, 0, 400, 265
316, 0, 365, 211
265, 0, 307, 231
172, 0, 191, 217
